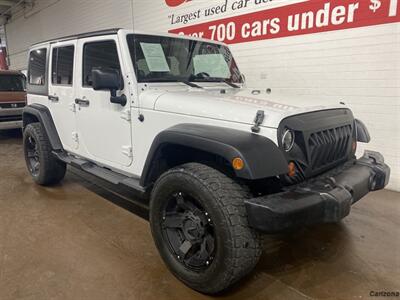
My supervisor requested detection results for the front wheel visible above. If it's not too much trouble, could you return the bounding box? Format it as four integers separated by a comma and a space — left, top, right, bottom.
150, 163, 262, 294
23, 123, 66, 186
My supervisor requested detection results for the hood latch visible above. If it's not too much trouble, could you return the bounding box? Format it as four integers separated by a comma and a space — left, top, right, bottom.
251, 110, 265, 133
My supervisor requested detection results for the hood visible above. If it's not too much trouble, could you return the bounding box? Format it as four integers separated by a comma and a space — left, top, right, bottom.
141, 87, 347, 129
0, 91, 26, 104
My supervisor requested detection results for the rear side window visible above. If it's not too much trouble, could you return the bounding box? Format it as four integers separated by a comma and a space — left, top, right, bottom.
52, 46, 74, 85
82, 41, 121, 87
28, 48, 47, 86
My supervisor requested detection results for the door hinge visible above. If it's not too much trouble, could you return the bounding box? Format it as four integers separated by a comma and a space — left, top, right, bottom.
121, 110, 132, 122
69, 103, 77, 112
122, 146, 133, 158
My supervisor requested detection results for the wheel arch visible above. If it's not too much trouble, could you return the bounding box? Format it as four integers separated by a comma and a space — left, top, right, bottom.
140, 124, 289, 187
23, 104, 63, 151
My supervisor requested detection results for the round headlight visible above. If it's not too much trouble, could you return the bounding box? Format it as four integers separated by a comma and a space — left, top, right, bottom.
282, 129, 295, 152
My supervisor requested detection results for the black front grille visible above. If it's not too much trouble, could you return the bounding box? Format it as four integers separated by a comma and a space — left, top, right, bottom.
278, 109, 355, 185
308, 125, 352, 171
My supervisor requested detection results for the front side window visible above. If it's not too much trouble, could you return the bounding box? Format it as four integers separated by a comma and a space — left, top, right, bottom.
127, 34, 242, 84
82, 41, 121, 87
52, 46, 74, 85
28, 48, 47, 85
0, 75, 25, 92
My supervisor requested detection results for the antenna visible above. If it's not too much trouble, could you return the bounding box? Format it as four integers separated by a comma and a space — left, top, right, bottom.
130, 0, 142, 118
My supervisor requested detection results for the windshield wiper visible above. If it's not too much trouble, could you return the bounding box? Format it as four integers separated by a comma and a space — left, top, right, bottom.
221, 79, 241, 89
180, 80, 203, 89
189, 75, 240, 89
141, 77, 203, 89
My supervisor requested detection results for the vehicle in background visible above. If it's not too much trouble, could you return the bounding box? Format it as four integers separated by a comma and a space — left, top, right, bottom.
0, 70, 26, 130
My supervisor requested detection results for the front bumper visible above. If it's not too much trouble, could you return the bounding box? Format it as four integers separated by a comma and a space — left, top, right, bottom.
245, 151, 390, 233
0, 120, 22, 130
0, 107, 23, 130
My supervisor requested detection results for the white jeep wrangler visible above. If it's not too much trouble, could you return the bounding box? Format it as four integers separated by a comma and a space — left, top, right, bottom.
23, 28, 390, 294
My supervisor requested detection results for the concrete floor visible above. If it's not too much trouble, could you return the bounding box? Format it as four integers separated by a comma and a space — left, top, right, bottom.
0, 129, 399, 300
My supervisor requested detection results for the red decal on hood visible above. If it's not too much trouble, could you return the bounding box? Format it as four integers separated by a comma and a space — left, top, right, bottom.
165, 0, 191, 7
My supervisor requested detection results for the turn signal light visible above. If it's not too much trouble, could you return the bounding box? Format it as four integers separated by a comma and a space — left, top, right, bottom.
232, 158, 245, 171
352, 141, 357, 152
288, 162, 296, 177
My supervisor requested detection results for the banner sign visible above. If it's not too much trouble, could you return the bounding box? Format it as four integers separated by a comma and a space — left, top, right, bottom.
165, 0, 192, 7
169, 0, 400, 44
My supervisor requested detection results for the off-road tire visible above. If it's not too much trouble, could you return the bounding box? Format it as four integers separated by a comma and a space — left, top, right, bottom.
150, 163, 262, 294
23, 123, 66, 186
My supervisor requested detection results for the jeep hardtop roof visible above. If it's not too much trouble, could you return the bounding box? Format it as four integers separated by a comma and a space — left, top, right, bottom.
31, 28, 226, 48
32, 28, 122, 46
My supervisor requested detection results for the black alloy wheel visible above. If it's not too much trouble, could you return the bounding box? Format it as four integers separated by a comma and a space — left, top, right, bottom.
26, 135, 40, 177
161, 191, 216, 271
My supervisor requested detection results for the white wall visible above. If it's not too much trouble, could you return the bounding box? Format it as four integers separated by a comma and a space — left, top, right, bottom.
5, 0, 400, 190
6, 0, 134, 70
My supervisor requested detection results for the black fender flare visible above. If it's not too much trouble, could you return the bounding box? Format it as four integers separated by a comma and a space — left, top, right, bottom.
140, 124, 289, 186
22, 104, 63, 151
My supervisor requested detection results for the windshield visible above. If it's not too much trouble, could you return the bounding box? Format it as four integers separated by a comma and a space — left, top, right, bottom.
0, 75, 26, 92
127, 34, 243, 84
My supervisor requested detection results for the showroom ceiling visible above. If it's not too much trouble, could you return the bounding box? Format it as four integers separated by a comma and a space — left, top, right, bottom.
0, 0, 21, 14
0, 0, 28, 24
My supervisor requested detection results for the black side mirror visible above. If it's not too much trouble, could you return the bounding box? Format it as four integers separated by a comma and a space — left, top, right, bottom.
92, 68, 127, 106
92, 68, 122, 91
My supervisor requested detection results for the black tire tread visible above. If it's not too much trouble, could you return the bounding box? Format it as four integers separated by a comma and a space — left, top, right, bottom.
24, 123, 66, 186
152, 162, 262, 294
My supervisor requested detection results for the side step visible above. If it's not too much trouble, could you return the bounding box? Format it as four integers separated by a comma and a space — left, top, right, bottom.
54, 152, 146, 193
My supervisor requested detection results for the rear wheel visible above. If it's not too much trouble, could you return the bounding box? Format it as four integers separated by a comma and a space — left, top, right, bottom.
23, 123, 66, 186
150, 163, 262, 294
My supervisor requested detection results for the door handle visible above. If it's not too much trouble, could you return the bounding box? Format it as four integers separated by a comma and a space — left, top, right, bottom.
75, 98, 90, 106
48, 95, 59, 102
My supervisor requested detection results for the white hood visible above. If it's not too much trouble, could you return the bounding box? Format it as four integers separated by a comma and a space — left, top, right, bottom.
140, 86, 346, 129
